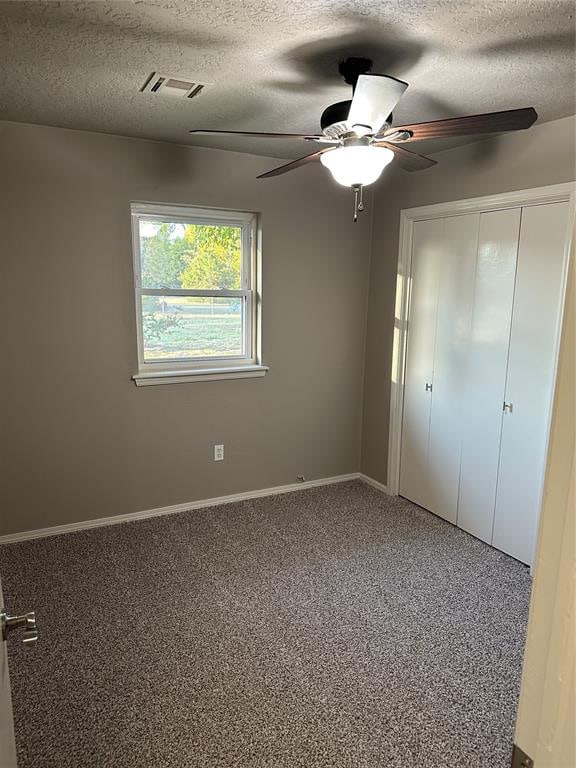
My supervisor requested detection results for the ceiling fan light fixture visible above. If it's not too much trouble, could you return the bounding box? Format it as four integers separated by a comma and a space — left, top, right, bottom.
320, 145, 394, 187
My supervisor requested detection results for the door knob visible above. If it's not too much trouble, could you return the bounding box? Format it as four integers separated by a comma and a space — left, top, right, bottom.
503, 401, 513, 414
1, 610, 38, 647
425, 382, 433, 392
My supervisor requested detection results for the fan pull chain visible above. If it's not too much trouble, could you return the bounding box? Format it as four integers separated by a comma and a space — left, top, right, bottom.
353, 184, 365, 222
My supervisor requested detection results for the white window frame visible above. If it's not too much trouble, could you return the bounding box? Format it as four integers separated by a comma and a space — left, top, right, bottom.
131, 202, 266, 385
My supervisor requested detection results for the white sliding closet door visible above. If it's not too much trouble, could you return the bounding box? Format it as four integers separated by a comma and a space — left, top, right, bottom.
457, 208, 521, 542
400, 214, 479, 522
492, 201, 570, 564
426, 214, 479, 523
399, 218, 443, 508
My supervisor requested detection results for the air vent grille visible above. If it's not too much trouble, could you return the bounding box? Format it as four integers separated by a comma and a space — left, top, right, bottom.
141, 73, 207, 99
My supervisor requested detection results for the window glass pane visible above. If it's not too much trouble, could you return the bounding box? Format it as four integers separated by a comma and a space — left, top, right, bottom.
141, 295, 244, 361
139, 220, 242, 290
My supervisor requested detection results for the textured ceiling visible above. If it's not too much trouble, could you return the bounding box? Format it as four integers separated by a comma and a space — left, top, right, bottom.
0, 0, 574, 160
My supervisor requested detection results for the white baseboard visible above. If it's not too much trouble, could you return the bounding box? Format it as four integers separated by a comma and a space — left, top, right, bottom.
358, 473, 390, 495
0, 472, 390, 545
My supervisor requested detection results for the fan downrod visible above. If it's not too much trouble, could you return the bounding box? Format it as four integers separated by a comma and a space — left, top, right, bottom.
338, 57, 373, 90
321, 57, 392, 136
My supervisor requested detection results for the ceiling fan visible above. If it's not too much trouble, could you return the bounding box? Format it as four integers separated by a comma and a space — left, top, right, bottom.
191, 57, 538, 220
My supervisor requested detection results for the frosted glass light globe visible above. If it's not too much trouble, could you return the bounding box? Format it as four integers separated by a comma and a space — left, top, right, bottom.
320, 145, 394, 187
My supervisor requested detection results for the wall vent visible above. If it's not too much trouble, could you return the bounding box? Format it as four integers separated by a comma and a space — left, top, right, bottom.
141, 73, 207, 99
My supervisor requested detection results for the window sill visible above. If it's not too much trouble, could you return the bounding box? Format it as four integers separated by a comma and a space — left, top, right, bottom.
132, 364, 269, 386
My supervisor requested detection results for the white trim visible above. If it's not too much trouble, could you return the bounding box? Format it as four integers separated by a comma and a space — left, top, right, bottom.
0, 473, 392, 544
398, 182, 575, 222
358, 473, 390, 494
387, 181, 575, 496
387, 208, 414, 498
131, 201, 256, 225
133, 364, 269, 386
141, 288, 248, 298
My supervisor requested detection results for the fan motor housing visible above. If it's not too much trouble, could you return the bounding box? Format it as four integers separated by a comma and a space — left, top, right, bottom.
320, 100, 352, 137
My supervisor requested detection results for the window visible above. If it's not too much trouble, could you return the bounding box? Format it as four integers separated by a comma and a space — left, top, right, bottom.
131, 202, 265, 385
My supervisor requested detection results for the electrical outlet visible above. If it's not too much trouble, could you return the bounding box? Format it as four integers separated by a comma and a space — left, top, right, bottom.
214, 444, 224, 462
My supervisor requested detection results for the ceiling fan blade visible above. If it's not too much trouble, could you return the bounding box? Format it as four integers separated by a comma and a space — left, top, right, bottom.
388, 107, 538, 142
257, 149, 332, 179
190, 129, 329, 141
347, 75, 408, 133
374, 141, 437, 171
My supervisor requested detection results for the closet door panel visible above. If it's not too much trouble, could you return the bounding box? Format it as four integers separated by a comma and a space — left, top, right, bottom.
427, 213, 479, 523
457, 208, 521, 542
399, 218, 443, 508
493, 201, 570, 564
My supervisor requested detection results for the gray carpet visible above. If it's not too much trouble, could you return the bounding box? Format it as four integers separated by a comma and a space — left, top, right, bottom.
0, 481, 531, 768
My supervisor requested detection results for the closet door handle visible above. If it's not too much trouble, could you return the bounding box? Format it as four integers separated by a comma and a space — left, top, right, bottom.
425, 382, 433, 392
503, 401, 513, 414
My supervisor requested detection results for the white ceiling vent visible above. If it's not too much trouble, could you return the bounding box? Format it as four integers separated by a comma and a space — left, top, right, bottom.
141, 73, 207, 99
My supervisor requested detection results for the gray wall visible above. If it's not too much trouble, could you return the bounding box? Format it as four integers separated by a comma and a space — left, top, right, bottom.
1, 115, 574, 535
361, 115, 576, 485
0, 121, 371, 535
